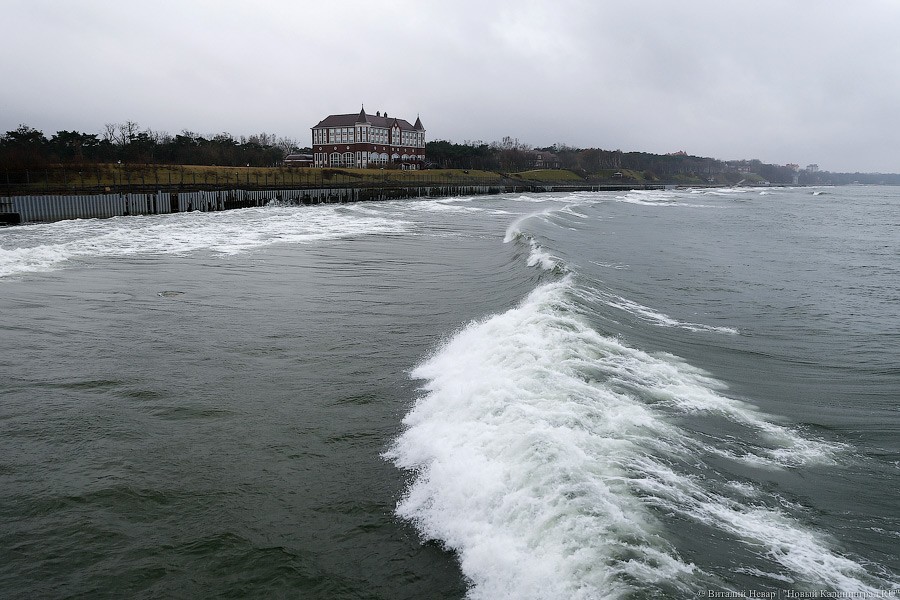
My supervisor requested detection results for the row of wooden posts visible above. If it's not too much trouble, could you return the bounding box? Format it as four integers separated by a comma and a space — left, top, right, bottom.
0, 185, 518, 225
0, 182, 670, 225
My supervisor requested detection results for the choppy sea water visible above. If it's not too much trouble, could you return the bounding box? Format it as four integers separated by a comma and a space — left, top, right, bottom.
1, 187, 898, 599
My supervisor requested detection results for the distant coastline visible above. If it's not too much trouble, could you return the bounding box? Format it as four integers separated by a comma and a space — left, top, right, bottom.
4, 125, 899, 195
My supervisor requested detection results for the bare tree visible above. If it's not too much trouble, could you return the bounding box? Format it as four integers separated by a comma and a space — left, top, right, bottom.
120, 121, 140, 145
247, 132, 276, 147
276, 136, 297, 156
103, 123, 117, 144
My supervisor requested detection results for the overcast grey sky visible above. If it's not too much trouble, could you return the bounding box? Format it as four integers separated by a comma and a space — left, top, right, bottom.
2, 0, 898, 172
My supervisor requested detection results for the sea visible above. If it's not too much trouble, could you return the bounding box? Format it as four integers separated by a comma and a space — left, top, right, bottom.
1, 186, 898, 599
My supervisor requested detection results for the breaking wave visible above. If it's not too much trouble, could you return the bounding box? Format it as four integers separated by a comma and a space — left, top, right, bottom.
388, 275, 883, 598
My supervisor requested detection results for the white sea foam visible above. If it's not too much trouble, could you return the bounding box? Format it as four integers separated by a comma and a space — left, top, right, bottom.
412, 201, 484, 213
509, 194, 555, 203
582, 340, 846, 468
629, 459, 886, 594
0, 206, 410, 278
588, 260, 629, 270
387, 279, 697, 599
434, 195, 477, 203
520, 238, 556, 270
614, 190, 715, 208
577, 287, 738, 335
691, 187, 750, 196
733, 566, 795, 584
503, 210, 563, 271
388, 277, 875, 598
614, 191, 678, 206
557, 204, 596, 219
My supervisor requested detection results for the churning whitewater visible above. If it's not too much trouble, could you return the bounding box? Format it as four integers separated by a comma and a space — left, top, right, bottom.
0, 205, 411, 278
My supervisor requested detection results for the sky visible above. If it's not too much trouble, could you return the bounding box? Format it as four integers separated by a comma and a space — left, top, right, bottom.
2, 0, 899, 173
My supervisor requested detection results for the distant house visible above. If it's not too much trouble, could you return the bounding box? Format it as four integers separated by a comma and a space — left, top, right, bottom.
311, 106, 425, 169
283, 153, 313, 167
530, 151, 560, 169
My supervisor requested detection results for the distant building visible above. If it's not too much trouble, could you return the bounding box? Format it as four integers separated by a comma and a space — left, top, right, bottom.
283, 153, 313, 167
806, 164, 819, 173
786, 163, 800, 171
311, 107, 425, 169
530, 151, 559, 169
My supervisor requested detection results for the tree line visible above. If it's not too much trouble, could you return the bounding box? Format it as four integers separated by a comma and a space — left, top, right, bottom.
0, 122, 300, 170
4, 122, 895, 185
424, 138, 900, 185
425, 137, 805, 184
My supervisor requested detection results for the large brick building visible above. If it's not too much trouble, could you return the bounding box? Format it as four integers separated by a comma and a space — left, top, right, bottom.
311, 107, 425, 169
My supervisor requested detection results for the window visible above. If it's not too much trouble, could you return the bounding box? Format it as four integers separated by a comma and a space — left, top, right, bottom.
330, 152, 341, 166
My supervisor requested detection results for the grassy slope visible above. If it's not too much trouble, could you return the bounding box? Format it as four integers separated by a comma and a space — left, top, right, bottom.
10, 164, 713, 194
10, 165, 503, 193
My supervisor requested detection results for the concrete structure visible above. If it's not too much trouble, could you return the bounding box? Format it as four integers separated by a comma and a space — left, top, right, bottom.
283, 153, 314, 167
311, 107, 425, 169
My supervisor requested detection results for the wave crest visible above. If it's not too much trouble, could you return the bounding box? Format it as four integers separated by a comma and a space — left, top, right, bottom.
387, 278, 879, 598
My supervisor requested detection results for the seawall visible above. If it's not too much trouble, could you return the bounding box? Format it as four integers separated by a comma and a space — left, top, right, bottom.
0, 183, 665, 225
